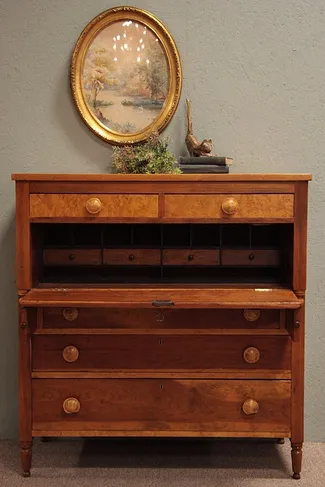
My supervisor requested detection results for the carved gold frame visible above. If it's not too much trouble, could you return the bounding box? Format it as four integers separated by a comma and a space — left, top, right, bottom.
71, 6, 182, 145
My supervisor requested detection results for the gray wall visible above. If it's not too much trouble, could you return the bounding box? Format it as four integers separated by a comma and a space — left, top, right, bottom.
1, 0, 324, 440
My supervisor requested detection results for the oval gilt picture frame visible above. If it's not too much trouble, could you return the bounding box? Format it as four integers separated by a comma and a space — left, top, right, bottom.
71, 6, 182, 145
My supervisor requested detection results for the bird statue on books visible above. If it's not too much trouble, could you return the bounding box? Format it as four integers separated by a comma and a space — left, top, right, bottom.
185, 98, 215, 157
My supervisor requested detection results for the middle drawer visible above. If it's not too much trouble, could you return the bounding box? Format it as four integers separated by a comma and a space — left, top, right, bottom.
33, 334, 291, 374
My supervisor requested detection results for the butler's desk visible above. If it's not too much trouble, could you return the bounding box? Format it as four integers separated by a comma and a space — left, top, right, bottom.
12, 173, 311, 478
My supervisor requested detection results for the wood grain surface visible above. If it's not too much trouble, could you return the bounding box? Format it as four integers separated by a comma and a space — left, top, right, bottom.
32, 378, 291, 433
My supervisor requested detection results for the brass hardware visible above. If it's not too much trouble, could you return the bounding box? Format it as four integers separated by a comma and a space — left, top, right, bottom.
242, 399, 259, 415
243, 309, 260, 322
129, 254, 135, 261
20, 322, 27, 330
69, 254, 76, 261
85, 197, 102, 215
63, 397, 80, 414
62, 346, 79, 363
188, 254, 194, 261
156, 311, 165, 323
248, 253, 255, 261
62, 308, 79, 322
243, 347, 260, 364
294, 320, 300, 329
221, 197, 239, 216
152, 300, 174, 307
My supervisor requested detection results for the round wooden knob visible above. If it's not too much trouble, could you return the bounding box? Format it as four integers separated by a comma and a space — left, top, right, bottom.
129, 254, 135, 261
242, 399, 259, 415
62, 345, 79, 363
243, 309, 260, 322
188, 254, 194, 261
221, 197, 239, 215
63, 397, 80, 414
85, 197, 102, 215
62, 308, 79, 321
243, 347, 260, 364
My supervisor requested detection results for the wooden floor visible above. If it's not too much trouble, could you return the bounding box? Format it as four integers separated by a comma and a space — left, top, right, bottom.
0, 438, 324, 486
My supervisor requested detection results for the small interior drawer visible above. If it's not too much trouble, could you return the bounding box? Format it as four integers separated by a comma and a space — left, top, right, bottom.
222, 249, 280, 266
43, 249, 101, 266
164, 194, 294, 219
32, 378, 291, 434
30, 194, 159, 219
103, 249, 160, 266
163, 249, 220, 266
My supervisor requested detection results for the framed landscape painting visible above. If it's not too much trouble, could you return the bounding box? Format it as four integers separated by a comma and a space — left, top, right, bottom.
71, 7, 182, 145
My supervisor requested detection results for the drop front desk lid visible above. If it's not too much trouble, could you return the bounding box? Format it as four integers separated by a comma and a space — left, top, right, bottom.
19, 287, 302, 309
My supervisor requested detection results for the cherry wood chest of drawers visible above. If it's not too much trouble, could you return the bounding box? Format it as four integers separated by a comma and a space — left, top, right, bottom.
12, 173, 311, 479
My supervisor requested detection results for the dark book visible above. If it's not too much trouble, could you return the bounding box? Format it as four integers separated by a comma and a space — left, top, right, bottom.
179, 156, 233, 166
179, 165, 230, 174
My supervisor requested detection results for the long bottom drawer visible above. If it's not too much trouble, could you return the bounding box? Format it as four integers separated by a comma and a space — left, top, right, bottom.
32, 379, 291, 435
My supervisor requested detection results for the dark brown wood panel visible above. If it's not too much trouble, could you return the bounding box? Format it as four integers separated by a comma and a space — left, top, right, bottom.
32, 334, 291, 373
29, 182, 296, 195
44, 249, 101, 266
163, 249, 220, 266
103, 249, 160, 266
32, 378, 291, 433
222, 250, 280, 266
42, 308, 281, 330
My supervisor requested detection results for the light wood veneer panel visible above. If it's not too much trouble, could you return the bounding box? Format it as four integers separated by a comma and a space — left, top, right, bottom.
30, 194, 158, 219
165, 194, 294, 219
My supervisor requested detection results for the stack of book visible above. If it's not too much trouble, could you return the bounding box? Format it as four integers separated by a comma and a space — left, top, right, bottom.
178, 156, 232, 174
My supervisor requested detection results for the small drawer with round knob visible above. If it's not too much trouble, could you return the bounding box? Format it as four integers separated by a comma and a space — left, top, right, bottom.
163, 249, 220, 266
103, 249, 160, 266
221, 249, 280, 267
43, 249, 101, 266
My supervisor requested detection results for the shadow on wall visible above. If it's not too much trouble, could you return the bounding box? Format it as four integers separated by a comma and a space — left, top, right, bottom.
53, 60, 114, 173
0, 213, 18, 439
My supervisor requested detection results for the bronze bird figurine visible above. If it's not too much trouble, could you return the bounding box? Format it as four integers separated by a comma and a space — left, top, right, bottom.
185, 98, 214, 157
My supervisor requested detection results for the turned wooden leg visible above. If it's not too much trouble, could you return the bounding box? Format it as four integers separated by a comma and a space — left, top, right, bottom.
20, 440, 32, 477
291, 442, 302, 480
277, 438, 285, 444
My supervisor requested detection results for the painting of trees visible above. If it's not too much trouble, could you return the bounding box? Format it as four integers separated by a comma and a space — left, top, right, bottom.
83, 47, 115, 109
134, 38, 168, 101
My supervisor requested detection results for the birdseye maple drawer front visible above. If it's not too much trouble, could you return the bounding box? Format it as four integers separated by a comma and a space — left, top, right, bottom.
30, 194, 159, 219
221, 250, 280, 267
32, 335, 291, 372
32, 378, 291, 433
42, 307, 282, 330
43, 249, 101, 266
103, 249, 160, 266
163, 249, 220, 266
164, 194, 294, 219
